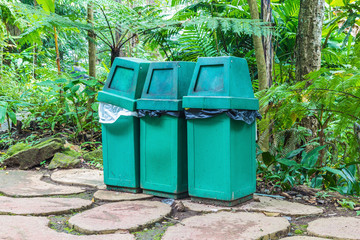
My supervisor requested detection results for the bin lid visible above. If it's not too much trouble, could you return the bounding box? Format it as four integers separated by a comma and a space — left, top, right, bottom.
97, 57, 151, 111
182, 56, 259, 110
137, 61, 196, 111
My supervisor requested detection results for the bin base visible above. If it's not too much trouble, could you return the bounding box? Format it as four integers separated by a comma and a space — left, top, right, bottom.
142, 189, 188, 199
191, 194, 253, 207
106, 185, 142, 193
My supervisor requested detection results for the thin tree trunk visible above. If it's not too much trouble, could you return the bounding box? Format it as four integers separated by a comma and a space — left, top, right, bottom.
33, 0, 37, 78
87, 3, 96, 126
54, 26, 61, 74
33, 44, 37, 78
261, 0, 273, 87
295, 0, 325, 82
88, 4, 96, 79
0, 46, 3, 78
247, 0, 268, 91
248, 0, 270, 153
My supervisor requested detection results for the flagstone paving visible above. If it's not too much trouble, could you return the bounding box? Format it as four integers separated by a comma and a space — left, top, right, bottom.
307, 217, 360, 240
280, 237, 328, 240
182, 200, 230, 212
0, 196, 92, 215
0, 215, 135, 240
94, 190, 153, 201
68, 200, 171, 234
239, 196, 324, 216
0, 170, 85, 197
2, 169, 360, 240
162, 212, 290, 240
51, 169, 106, 189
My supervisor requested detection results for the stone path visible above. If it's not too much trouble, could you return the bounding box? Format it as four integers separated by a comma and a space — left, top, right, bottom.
239, 196, 324, 216
0, 170, 85, 196
0, 215, 134, 240
307, 217, 360, 240
51, 169, 105, 189
68, 201, 171, 234
163, 212, 290, 240
1, 168, 360, 240
94, 190, 153, 201
280, 237, 327, 240
0, 196, 92, 215
182, 200, 230, 212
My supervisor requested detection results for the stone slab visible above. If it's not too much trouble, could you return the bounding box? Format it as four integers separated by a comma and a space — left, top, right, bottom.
51, 169, 105, 189
280, 237, 328, 240
0, 170, 85, 197
0, 215, 134, 240
239, 196, 323, 216
94, 190, 153, 202
308, 217, 360, 240
163, 212, 290, 240
68, 200, 171, 234
0, 196, 92, 216
182, 200, 230, 212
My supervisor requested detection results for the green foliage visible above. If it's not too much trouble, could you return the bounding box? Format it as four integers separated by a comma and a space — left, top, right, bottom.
36, 0, 55, 13
257, 39, 360, 194
338, 198, 356, 210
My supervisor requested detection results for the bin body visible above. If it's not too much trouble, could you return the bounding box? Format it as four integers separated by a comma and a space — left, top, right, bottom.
98, 57, 150, 193
102, 116, 140, 191
140, 115, 188, 198
138, 61, 195, 198
187, 114, 256, 203
183, 56, 259, 206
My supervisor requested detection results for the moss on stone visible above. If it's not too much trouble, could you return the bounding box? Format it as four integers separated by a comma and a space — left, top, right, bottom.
48, 152, 81, 170
34, 138, 65, 149
62, 149, 81, 158
6, 143, 30, 156
83, 149, 103, 164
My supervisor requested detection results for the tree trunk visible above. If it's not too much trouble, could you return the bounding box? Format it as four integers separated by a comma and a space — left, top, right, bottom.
247, 0, 268, 91
261, 0, 273, 87
88, 4, 96, 79
295, 0, 325, 82
248, 0, 270, 154
54, 26, 61, 74
87, 4, 96, 128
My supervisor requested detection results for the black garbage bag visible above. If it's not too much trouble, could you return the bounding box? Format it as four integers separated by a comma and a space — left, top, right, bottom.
138, 109, 184, 118
184, 109, 262, 124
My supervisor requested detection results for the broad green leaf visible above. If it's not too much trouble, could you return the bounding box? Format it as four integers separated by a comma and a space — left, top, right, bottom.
0, 102, 7, 124
327, 0, 356, 6
286, 148, 305, 159
7, 110, 17, 125
261, 152, 275, 167
36, 0, 55, 13
301, 145, 326, 168
277, 158, 300, 167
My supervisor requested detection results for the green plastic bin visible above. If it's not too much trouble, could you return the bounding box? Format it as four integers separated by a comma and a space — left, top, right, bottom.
98, 57, 150, 193
137, 61, 196, 199
183, 56, 259, 206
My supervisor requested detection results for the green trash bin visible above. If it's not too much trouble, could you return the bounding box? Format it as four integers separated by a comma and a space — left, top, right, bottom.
98, 57, 150, 193
137, 61, 196, 199
183, 56, 260, 206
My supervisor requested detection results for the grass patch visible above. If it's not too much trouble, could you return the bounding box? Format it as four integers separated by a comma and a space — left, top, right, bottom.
134, 222, 174, 240
48, 214, 84, 235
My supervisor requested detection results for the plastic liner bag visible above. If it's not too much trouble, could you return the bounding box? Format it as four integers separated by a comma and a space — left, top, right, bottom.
184, 109, 262, 124
98, 102, 138, 124
138, 109, 184, 118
